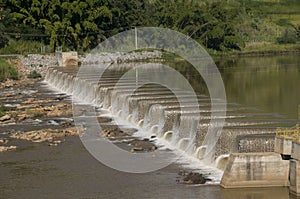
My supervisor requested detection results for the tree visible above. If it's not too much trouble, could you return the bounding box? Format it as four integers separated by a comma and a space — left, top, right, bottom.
0, 7, 9, 48
0, 0, 247, 52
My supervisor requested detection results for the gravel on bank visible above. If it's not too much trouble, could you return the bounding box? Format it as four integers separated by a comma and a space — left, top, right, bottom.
17, 54, 58, 75
14, 51, 163, 76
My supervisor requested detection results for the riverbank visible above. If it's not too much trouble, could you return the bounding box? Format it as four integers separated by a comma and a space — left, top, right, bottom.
1, 44, 299, 77
209, 43, 300, 58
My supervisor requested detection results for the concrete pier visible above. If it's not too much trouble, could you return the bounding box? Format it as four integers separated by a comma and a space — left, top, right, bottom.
292, 141, 300, 160
269, 136, 300, 197
290, 141, 300, 196
290, 159, 300, 196
220, 153, 289, 188
274, 136, 293, 156
56, 51, 78, 67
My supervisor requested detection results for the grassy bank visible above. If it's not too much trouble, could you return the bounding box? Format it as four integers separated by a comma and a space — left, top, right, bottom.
0, 40, 48, 55
208, 42, 300, 58
160, 42, 300, 62
0, 59, 19, 82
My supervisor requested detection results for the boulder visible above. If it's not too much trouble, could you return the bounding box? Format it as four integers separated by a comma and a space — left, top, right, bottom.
0, 138, 8, 144
0, 146, 17, 152
183, 172, 208, 184
0, 114, 11, 122
97, 117, 112, 123
128, 139, 158, 152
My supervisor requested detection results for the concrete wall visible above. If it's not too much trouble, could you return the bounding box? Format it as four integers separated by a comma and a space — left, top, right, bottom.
290, 159, 300, 196
212, 129, 275, 160
292, 142, 300, 160
220, 152, 290, 188
238, 136, 274, 153
274, 137, 293, 155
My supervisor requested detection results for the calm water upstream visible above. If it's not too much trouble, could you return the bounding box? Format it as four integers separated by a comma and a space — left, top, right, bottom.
218, 54, 300, 120
171, 53, 300, 120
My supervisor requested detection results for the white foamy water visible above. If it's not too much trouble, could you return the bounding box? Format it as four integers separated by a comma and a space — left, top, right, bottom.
44, 65, 227, 183
132, 128, 223, 183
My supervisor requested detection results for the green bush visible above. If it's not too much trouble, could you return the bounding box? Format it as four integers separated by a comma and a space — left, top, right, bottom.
27, 70, 42, 79
0, 59, 19, 82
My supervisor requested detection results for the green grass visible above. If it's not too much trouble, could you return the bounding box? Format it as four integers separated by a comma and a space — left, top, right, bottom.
210, 42, 300, 57
271, 14, 300, 26
0, 59, 19, 82
245, 0, 300, 14
0, 105, 13, 117
0, 40, 47, 55
25, 109, 44, 117
242, 42, 300, 54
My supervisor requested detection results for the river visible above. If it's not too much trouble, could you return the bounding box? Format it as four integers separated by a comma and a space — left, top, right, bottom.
1, 53, 299, 199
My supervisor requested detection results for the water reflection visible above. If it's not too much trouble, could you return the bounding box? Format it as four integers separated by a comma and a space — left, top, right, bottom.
221, 187, 291, 199
167, 53, 300, 119
218, 54, 300, 119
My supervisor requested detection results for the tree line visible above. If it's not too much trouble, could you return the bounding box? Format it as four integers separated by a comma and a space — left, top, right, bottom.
0, 0, 278, 52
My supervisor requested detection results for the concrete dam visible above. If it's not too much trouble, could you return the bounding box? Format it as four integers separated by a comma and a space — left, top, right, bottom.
44, 61, 299, 192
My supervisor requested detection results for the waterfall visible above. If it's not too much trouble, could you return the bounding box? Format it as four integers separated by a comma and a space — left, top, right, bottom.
44, 66, 226, 167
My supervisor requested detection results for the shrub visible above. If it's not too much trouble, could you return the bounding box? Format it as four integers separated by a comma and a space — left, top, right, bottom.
277, 29, 298, 44
223, 36, 245, 50
27, 70, 42, 79
0, 59, 19, 82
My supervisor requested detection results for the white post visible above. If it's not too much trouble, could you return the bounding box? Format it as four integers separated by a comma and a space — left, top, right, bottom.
133, 26, 138, 88
136, 67, 139, 89
134, 26, 138, 50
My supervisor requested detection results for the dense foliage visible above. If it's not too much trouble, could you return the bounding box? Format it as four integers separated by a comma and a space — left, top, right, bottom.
0, 0, 299, 52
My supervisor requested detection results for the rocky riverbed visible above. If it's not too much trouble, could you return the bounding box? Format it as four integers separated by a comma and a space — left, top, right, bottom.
0, 77, 77, 151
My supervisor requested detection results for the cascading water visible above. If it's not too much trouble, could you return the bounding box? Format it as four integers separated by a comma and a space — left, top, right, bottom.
143, 104, 166, 134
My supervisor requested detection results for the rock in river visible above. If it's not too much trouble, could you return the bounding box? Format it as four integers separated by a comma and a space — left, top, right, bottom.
0, 115, 11, 122
0, 146, 17, 152
182, 172, 210, 184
